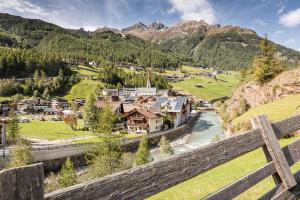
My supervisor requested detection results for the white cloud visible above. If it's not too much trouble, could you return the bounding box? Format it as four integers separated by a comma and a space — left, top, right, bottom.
0, 0, 101, 30
168, 0, 217, 24
285, 39, 295, 44
279, 8, 300, 27
253, 19, 267, 26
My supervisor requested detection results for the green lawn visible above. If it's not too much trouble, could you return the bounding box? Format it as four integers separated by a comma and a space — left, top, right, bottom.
233, 94, 300, 126
149, 136, 300, 200
64, 79, 101, 101
159, 66, 207, 76
170, 71, 240, 101
20, 119, 93, 140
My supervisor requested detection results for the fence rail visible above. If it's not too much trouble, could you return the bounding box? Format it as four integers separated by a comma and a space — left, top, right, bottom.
44, 114, 300, 200
2, 114, 300, 200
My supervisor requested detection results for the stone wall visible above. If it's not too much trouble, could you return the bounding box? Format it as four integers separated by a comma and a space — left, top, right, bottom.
42, 113, 200, 173
0, 163, 44, 200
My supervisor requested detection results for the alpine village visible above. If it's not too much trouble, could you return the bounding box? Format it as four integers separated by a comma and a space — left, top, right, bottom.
1, 1, 300, 200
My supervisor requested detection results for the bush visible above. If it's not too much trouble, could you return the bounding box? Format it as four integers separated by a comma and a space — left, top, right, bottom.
159, 136, 174, 158
59, 157, 77, 187
7, 139, 32, 168
134, 136, 150, 166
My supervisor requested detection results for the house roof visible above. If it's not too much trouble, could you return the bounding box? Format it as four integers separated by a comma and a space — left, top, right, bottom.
95, 101, 123, 112
136, 87, 157, 94
126, 108, 164, 119
123, 104, 139, 113
152, 96, 188, 113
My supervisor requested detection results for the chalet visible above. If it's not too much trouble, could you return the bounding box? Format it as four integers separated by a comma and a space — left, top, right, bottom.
51, 99, 69, 112
95, 99, 124, 117
123, 104, 139, 116
152, 96, 192, 127
125, 108, 164, 133
17, 98, 51, 113
135, 96, 157, 108
136, 87, 157, 97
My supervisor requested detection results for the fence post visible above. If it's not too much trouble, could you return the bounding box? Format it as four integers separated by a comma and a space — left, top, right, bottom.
251, 118, 282, 185
251, 115, 296, 189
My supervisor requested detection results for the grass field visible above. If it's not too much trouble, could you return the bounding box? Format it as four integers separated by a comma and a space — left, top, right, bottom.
159, 66, 208, 76
149, 136, 300, 200
64, 79, 101, 101
233, 94, 300, 126
170, 71, 240, 101
20, 119, 93, 140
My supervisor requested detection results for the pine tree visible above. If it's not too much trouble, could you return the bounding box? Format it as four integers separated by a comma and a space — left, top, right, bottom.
87, 104, 121, 177
159, 136, 174, 158
252, 35, 283, 84
59, 157, 77, 187
42, 88, 50, 100
83, 93, 99, 131
134, 136, 150, 166
7, 109, 20, 144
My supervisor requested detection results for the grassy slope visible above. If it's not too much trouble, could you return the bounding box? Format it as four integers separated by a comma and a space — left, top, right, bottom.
149, 136, 300, 200
64, 79, 101, 101
171, 71, 240, 101
20, 119, 93, 140
233, 94, 300, 125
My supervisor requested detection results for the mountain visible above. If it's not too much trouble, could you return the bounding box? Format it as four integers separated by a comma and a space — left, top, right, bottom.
0, 13, 299, 73
0, 13, 184, 78
122, 20, 300, 70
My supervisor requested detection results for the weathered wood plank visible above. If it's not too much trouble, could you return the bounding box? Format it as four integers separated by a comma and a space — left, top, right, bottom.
260, 140, 300, 200
204, 139, 300, 200
251, 119, 282, 185
45, 129, 264, 200
252, 115, 296, 189
272, 114, 300, 138
260, 169, 300, 200
44, 114, 300, 200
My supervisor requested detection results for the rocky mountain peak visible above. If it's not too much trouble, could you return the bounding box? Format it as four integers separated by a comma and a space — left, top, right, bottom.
149, 21, 168, 30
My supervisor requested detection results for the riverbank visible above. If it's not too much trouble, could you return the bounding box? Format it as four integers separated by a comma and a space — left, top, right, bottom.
151, 111, 224, 160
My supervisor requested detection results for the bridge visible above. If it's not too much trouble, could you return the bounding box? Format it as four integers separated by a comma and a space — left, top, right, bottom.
2, 114, 300, 199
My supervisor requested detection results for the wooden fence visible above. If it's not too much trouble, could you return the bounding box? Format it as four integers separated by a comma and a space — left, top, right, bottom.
2, 114, 300, 199
43, 114, 300, 200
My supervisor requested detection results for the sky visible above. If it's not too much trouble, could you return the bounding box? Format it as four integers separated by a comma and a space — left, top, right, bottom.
0, 0, 299, 51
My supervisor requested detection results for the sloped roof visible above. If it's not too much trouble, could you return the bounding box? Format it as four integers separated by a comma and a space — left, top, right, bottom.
136, 87, 157, 94
95, 101, 122, 112
126, 108, 164, 119
152, 96, 188, 112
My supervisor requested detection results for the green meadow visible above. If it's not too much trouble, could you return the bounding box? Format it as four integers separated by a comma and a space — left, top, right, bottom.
170, 71, 240, 101
233, 94, 300, 125
149, 136, 300, 200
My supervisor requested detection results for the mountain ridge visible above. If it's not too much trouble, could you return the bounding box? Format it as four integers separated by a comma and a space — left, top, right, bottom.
0, 13, 299, 71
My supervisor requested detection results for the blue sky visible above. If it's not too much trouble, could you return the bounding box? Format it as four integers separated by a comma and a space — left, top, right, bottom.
0, 0, 299, 50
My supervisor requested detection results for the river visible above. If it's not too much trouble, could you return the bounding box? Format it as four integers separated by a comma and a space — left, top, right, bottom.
151, 111, 225, 160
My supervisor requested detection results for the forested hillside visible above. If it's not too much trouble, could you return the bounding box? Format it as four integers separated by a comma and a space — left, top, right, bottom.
123, 21, 300, 70
0, 13, 184, 79
36, 31, 183, 69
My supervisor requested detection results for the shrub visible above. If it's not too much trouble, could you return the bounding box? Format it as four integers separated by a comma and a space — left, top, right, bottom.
7, 139, 32, 168
134, 136, 150, 166
59, 157, 77, 187
159, 136, 174, 158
